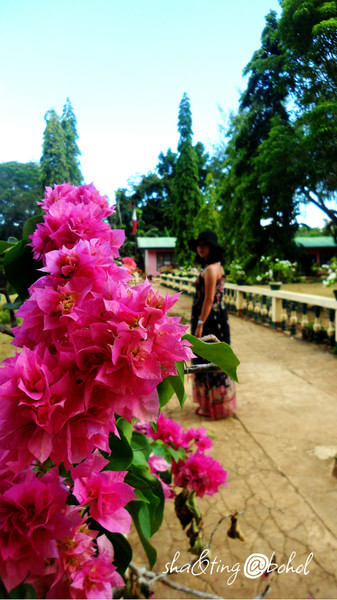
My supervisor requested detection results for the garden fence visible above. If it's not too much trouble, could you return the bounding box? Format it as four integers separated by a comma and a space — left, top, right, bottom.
159, 274, 337, 350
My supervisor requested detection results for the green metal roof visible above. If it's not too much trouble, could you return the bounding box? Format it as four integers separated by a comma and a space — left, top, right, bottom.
137, 237, 176, 250
295, 236, 337, 248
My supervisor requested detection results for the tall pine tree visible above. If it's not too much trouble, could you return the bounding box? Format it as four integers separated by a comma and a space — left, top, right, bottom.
40, 100, 83, 191
40, 109, 68, 191
174, 93, 202, 266
61, 98, 83, 186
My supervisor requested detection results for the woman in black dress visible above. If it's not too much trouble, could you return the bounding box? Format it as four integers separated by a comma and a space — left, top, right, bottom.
188, 230, 236, 419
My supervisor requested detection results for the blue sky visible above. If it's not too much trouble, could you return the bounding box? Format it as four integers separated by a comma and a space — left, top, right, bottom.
0, 0, 325, 226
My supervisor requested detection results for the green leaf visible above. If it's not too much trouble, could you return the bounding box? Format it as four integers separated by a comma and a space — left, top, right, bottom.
3, 241, 43, 301
6, 237, 19, 246
0, 582, 37, 599
131, 431, 151, 453
124, 471, 151, 502
172, 360, 186, 408
104, 532, 132, 576
131, 432, 152, 469
127, 501, 157, 568
0, 240, 15, 254
157, 376, 175, 407
115, 416, 133, 443
165, 445, 185, 462
183, 333, 240, 382
87, 520, 132, 576
126, 465, 164, 534
3, 299, 22, 311
157, 360, 186, 408
185, 490, 201, 521
131, 448, 151, 468
22, 214, 43, 241
101, 431, 133, 471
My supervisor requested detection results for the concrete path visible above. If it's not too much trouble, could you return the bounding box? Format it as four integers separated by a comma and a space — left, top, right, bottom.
132, 285, 337, 600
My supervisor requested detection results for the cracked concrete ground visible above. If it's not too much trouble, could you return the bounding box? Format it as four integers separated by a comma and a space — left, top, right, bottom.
130, 284, 337, 600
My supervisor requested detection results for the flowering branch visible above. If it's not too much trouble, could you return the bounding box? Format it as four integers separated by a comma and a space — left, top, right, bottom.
0, 183, 239, 599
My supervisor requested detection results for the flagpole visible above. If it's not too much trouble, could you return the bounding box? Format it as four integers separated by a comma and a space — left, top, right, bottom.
131, 207, 137, 262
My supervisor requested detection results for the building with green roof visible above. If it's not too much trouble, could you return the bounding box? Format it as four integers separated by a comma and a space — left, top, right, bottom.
295, 236, 337, 268
136, 237, 176, 276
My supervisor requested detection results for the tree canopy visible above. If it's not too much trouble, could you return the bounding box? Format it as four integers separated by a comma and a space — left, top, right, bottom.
118, 3, 337, 267
40, 99, 83, 190
173, 93, 203, 265
0, 162, 41, 240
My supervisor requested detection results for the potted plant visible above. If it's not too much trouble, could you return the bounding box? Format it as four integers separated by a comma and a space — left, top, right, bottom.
322, 257, 337, 299
257, 256, 298, 289
228, 261, 246, 285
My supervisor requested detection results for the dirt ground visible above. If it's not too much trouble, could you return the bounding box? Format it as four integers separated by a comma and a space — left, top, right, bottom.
130, 282, 337, 600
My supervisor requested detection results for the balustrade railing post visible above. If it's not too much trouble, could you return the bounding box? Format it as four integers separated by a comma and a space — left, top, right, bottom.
290, 302, 298, 336
268, 298, 273, 325
313, 306, 321, 343
327, 309, 335, 347
248, 294, 254, 319
261, 295, 268, 323
242, 292, 247, 316
301, 303, 309, 339
281, 300, 288, 331
271, 296, 282, 328
254, 296, 261, 322
236, 289, 245, 314
231, 289, 236, 312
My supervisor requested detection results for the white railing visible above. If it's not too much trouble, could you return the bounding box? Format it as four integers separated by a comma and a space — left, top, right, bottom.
159, 273, 195, 295
159, 275, 337, 349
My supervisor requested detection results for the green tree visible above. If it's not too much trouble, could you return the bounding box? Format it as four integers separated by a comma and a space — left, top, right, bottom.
196, 173, 221, 235
131, 149, 177, 236
40, 100, 83, 191
134, 173, 170, 233
174, 139, 202, 266
61, 98, 83, 186
110, 188, 136, 257
174, 94, 202, 266
278, 0, 337, 231
194, 141, 210, 192
177, 92, 193, 150
40, 109, 68, 190
218, 12, 298, 263
0, 162, 41, 240
279, 0, 337, 105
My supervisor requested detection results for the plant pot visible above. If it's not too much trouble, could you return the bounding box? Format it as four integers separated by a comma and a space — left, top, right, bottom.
269, 281, 282, 290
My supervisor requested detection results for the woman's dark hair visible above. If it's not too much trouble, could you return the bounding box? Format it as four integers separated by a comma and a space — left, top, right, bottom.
195, 245, 223, 266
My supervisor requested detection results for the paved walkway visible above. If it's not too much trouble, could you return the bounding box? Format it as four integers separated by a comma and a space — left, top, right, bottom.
132, 284, 337, 600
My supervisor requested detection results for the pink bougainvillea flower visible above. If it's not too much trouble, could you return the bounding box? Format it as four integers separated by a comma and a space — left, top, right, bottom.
31, 186, 124, 261
0, 468, 77, 591
148, 454, 171, 474
181, 427, 213, 452
3, 180, 196, 459
72, 452, 136, 533
172, 451, 228, 497
70, 535, 123, 599
146, 413, 186, 449
122, 256, 137, 274
148, 454, 172, 499
0, 345, 115, 470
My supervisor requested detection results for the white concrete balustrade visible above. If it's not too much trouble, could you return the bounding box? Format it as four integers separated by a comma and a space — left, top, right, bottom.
159, 275, 337, 348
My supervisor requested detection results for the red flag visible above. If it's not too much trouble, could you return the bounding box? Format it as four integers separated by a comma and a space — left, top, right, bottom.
132, 208, 137, 235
